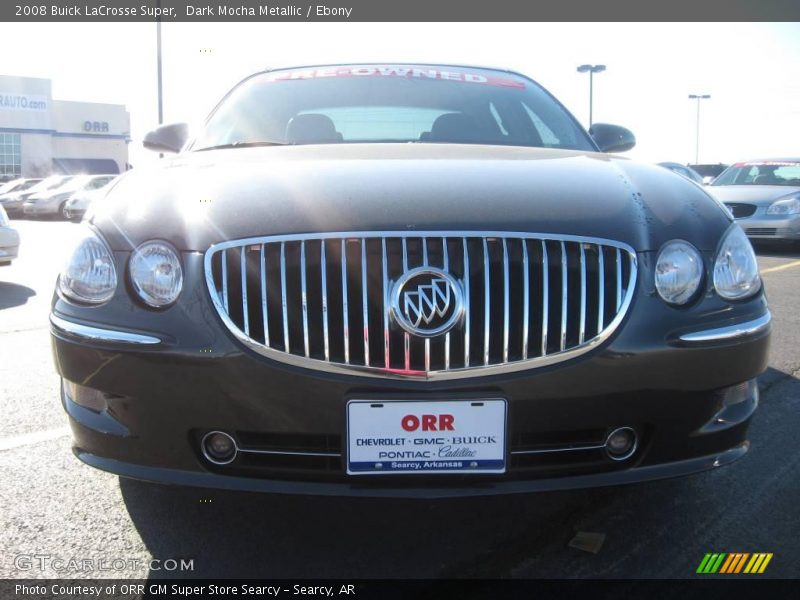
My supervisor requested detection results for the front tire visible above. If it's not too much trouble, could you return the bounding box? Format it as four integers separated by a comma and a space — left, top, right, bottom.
60, 202, 70, 221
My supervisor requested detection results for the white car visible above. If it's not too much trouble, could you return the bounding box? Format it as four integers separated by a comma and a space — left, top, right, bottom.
64, 175, 117, 222
24, 175, 114, 220
0, 205, 20, 266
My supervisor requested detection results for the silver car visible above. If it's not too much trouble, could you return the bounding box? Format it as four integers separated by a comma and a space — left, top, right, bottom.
0, 205, 19, 266
63, 175, 117, 222
707, 159, 800, 244
23, 175, 112, 219
0, 178, 44, 217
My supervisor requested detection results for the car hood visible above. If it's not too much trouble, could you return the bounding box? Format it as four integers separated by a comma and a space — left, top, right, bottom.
706, 185, 800, 205
92, 144, 733, 253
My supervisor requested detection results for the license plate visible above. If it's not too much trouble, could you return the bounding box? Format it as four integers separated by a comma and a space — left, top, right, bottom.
346, 399, 507, 475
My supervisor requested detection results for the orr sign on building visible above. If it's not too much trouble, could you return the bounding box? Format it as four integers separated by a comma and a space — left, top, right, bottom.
0, 74, 130, 179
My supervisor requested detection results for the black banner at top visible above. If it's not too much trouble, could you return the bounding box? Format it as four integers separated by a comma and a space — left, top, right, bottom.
2, 0, 800, 22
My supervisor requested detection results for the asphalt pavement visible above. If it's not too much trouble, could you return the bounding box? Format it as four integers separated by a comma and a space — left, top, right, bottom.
0, 219, 798, 580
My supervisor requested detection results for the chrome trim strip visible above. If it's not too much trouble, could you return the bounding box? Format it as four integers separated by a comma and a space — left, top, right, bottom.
598, 246, 605, 332
221, 249, 228, 312
482, 238, 491, 366
502, 238, 510, 363
361, 238, 369, 366
443, 237, 450, 370
240, 247, 249, 336
204, 231, 639, 381
423, 238, 430, 372
579, 244, 586, 345
237, 447, 341, 458
320, 241, 329, 361
560, 241, 568, 353
521, 240, 529, 360
381, 238, 390, 369
260, 244, 269, 347
541, 240, 549, 357
511, 443, 605, 456
50, 314, 161, 345
341, 239, 350, 365
616, 247, 623, 311
402, 237, 410, 370
300, 241, 309, 358
462, 238, 471, 367
280, 242, 289, 353
679, 312, 772, 344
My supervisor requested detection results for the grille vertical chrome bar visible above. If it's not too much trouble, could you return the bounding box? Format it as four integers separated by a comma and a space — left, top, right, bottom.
598, 246, 605, 332
483, 238, 490, 366
341, 239, 349, 365
442, 238, 450, 370
260, 244, 269, 346
300, 241, 309, 358
402, 237, 410, 371
240, 247, 249, 336
616, 247, 623, 311
382, 238, 389, 369
521, 240, 529, 360
541, 240, 549, 356
320, 241, 329, 361
422, 238, 431, 372
579, 244, 586, 345
502, 238, 510, 363
560, 241, 568, 352
221, 249, 228, 312
280, 242, 289, 353
361, 238, 369, 366
462, 238, 471, 368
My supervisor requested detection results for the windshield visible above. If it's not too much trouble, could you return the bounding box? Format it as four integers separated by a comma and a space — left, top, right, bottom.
26, 176, 70, 194
712, 161, 800, 187
192, 65, 594, 151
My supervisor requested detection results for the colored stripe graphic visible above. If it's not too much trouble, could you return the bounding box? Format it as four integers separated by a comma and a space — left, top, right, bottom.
700, 552, 773, 574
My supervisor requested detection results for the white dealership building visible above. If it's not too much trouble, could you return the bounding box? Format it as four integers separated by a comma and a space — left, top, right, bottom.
0, 74, 130, 180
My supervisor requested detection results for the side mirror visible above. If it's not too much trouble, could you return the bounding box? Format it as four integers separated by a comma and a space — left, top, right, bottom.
589, 123, 636, 153
143, 122, 189, 154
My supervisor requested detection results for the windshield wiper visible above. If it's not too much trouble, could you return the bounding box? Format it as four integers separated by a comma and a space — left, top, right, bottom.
195, 140, 288, 152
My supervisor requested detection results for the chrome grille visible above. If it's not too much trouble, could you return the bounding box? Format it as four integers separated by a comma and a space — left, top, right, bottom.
205, 232, 638, 380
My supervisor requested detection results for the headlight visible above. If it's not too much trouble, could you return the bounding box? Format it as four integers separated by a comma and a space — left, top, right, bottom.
0, 205, 8, 227
766, 196, 800, 215
713, 225, 761, 300
129, 241, 183, 307
58, 228, 117, 304
655, 240, 704, 305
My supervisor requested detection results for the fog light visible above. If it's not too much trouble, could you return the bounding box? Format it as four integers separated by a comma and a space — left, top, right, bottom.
63, 380, 108, 413
605, 427, 637, 461
721, 380, 756, 408
201, 431, 237, 465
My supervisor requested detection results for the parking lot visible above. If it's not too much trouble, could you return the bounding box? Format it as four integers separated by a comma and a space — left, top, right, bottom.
0, 219, 798, 579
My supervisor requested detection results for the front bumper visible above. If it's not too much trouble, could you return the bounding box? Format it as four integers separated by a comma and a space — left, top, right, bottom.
735, 211, 800, 240
51, 255, 771, 496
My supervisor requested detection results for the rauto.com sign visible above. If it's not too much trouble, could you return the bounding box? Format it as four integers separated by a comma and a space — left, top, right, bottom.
0, 92, 48, 111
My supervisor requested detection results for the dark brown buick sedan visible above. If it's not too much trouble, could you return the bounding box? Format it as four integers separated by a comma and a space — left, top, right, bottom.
50, 64, 770, 497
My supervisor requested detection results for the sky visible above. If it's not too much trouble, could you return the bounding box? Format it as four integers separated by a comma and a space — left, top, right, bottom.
1, 22, 799, 169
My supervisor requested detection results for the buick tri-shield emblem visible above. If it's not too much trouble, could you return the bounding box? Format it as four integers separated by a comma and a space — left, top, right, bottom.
390, 267, 464, 337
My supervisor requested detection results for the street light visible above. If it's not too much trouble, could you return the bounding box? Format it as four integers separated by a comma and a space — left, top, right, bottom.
156, 0, 164, 158
576, 64, 606, 127
688, 94, 711, 164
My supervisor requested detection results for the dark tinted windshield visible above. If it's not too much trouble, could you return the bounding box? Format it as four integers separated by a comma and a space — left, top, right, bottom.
713, 161, 800, 187
192, 65, 593, 151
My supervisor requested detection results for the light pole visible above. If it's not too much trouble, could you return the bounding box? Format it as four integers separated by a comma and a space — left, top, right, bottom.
688, 94, 710, 164
156, 0, 164, 158
577, 64, 606, 127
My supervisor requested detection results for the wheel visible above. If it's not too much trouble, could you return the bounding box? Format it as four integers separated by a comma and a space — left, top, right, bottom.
60, 202, 70, 221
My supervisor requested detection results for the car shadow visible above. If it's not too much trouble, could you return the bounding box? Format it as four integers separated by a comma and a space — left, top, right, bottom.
0, 281, 36, 309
